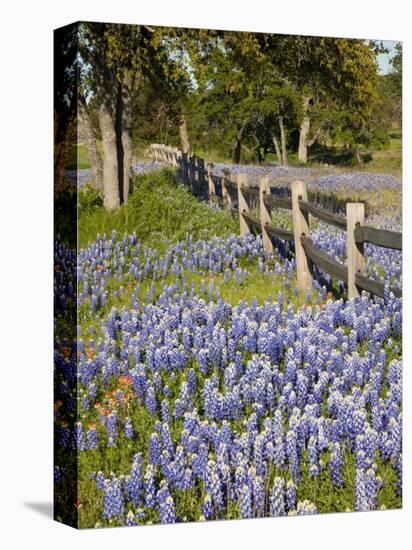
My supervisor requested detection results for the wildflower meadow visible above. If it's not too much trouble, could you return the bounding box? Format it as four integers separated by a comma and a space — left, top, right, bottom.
54, 164, 402, 528
54, 22, 402, 529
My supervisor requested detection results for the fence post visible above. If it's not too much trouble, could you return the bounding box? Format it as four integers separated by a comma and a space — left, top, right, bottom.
207, 163, 215, 202
193, 157, 200, 196
346, 202, 365, 300
197, 157, 206, 198
260, 176, 273, 254
237, 173, 250, 236
189, 156, 196, 193
181, 152, 189, 184
291, 180, 312, 294
221, 169, 232, 210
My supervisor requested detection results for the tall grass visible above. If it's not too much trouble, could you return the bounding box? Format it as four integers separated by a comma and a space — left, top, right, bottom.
78, 169, 237, 250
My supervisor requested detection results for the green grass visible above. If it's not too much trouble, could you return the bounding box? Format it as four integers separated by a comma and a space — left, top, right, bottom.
78, 169, 237, 249
304, 134, 401, 178
244, 134, 402, 179
58, 162, 402, 528
359, 134, 402, 178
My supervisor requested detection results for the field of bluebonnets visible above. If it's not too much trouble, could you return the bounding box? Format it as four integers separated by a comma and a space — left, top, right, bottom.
54, 161, 402, 528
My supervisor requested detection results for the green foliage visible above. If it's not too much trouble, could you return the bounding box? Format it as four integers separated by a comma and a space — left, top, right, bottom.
78, 169, 237, 249
78, 185, 103, 215
81, 25, 401, 169
389, 42, 402, 97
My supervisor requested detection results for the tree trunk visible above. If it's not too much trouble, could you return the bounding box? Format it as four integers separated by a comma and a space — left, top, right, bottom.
232, 140, 241, 164
272, 134, 283, 166
120, 80, 132, 204
179, 115, 190, 154
99, 101, 120, 209
232, 125, 246, 164
279, 115, 288, 166
78, 96, 103, 192
252, 133, 263, 164
298, 96, 311, 164
115, 83, 124, 204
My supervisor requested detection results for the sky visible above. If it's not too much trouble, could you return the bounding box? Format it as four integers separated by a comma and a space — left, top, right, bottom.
377, 40, 399, 74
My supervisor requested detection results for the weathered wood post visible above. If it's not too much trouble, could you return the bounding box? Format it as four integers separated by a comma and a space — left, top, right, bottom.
207, 163, 216, 202
189, 156, 196, 193
193, 156, 200, 196
291, 180, 312, 293
181, 152, 189, 185
197, 157, 206, 198
237, 173, 250, 236
346, 202, 365, 300
260, 176, 273, 254
221, 169, 232, 210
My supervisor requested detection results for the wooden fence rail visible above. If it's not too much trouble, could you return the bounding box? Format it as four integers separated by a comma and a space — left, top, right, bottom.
148, 143, 402, 300
298, 200, 347, 230
354, 226, 402, 250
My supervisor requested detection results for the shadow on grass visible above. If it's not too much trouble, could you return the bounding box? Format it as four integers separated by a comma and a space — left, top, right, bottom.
308, 143, 372, 166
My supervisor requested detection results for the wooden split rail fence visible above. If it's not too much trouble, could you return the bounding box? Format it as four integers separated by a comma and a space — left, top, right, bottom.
148, 143, 402, 300
149, 143, 181, 167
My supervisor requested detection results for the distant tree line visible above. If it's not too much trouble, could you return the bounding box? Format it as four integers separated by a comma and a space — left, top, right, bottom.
54, 23, 402, 208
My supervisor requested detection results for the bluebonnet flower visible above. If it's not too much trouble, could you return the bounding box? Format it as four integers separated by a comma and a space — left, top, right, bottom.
69, 225, 402, 526
205, 460, 224, 513
143, 464, 156, 509
145, 385, 157, 415
102, 477, 124, 519
286, 430, 300, 481
86, 424, 98, 451
202, 493, 213, 519
307, 435, 319, 477
149, 432, 162, 465
125, 453, 143, 506
253, 475, 265, 516
355, 468, 369, 511
57, 423, 70, 449
125, 510, 136, 526
124, 417, 134, 439
295, 500, 317, 515
239, 484, 253, 519
157, 481, 176, 524
285, 480, 296, 511
74, 422, 86, 451
329, 442, 343, 486
106, 410, 119, 440
269, 477, 285, 517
